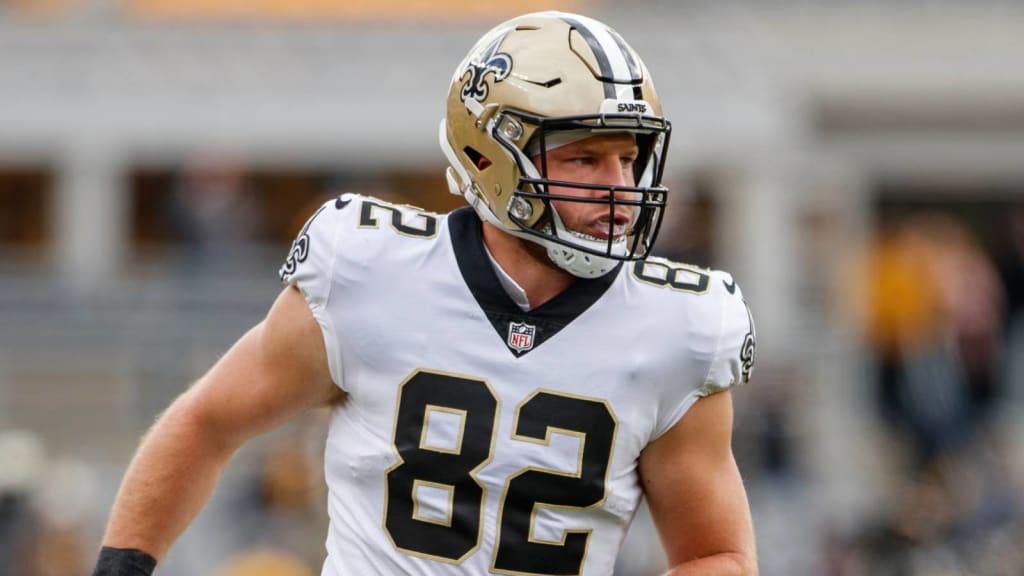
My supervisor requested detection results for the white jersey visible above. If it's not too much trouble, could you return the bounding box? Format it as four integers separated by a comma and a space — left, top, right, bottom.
279, 194, 756, 576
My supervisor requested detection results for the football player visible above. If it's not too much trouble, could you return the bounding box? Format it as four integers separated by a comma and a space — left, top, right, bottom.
93, 11, 757, 576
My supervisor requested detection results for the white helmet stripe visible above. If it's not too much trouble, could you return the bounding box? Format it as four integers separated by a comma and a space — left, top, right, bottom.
606, 27, 641, 79
607, 28, 644, 99
559, 14, 641, 100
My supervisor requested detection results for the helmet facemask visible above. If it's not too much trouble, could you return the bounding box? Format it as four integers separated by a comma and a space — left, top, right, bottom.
489, 110, 671, 278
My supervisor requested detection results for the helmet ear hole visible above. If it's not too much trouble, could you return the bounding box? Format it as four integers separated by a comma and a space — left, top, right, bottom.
463, 147, 492, 170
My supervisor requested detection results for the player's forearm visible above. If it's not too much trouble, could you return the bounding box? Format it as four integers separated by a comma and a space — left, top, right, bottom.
101, 394, 239, 561
664, 552, 757, 576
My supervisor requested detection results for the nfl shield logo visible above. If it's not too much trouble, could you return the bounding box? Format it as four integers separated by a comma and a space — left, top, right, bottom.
507, 321, 536, 352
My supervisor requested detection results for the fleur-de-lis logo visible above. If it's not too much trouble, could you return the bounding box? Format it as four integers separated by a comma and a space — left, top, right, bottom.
740, 331, 756, 383
739, 301, 756, 383
279, 232, 309, 280
460, 34, 513, 103
278, 199, 347, 281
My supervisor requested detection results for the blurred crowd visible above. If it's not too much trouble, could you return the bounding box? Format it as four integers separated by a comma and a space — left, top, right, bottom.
0, 423, 329, 576
0, 430, 96, 576
825, 208, 1024, 575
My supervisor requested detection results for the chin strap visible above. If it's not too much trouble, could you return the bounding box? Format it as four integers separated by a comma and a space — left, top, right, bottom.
542, 209, 622, 279
545, 243, 619, 279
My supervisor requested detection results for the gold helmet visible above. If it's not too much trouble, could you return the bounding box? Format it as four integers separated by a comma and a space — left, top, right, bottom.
440, 11, 672, 278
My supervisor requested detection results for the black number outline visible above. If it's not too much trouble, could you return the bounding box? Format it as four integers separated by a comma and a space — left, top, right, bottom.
382, 369, 500, 564
358, 199, 439, 238
491, 390, 618, 576
632, 258, 710, 294
383, 374, 619, 574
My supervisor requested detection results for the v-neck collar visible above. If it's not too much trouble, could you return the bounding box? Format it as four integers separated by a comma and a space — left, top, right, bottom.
448, 207, 621, 357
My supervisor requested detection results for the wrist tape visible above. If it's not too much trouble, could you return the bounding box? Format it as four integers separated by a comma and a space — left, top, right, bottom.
92, 546, 157, 576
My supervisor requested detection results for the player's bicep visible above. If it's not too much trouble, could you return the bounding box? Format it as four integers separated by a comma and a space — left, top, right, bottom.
638, 390, 755, 568
181, 285, 341, 450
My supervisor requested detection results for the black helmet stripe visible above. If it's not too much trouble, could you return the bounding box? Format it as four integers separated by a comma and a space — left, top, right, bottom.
560, 15, 643, 100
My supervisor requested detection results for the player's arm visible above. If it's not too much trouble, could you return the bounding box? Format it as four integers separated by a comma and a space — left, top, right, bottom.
638, 390, 758, 576
97, 284, 343, 568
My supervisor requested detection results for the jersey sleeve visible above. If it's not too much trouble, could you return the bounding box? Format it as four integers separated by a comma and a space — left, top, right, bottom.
701, 272, 756, 395
279, 194, 354, 390
651, 270, 756, 440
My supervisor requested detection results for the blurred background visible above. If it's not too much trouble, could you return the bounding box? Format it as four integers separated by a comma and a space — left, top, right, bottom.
2, 0, 1024, 574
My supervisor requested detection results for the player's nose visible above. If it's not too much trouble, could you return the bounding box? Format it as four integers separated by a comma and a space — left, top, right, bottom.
593, 158, 639, 206
585, 157, 628, 196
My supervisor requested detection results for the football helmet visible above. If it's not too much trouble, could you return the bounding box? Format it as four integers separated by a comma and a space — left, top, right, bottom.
441, 11, 672, 278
